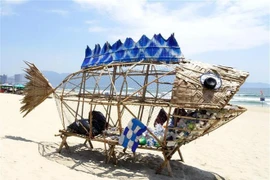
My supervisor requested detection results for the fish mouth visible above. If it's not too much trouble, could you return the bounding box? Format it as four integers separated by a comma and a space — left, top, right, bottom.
168, 104, 246, 145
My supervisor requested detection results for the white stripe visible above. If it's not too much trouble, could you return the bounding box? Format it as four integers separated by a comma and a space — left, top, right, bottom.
128, 140, 134, 148
126, 130, 133, 139
133, 126, 141, 134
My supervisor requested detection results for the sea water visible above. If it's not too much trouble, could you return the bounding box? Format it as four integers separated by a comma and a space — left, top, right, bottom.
230, 88, 270, 107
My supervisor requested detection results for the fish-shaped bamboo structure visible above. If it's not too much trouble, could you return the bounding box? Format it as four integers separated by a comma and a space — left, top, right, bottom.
21, 33, 249, 176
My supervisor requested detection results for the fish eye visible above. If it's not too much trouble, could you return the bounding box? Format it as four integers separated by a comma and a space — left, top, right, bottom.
200, 72, 222, 90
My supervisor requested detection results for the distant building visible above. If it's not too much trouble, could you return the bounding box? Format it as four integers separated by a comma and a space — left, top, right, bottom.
0, 74, 8, 84
7, 77, 14, 84
14, 74, 24, 84
21, 74, 27, 84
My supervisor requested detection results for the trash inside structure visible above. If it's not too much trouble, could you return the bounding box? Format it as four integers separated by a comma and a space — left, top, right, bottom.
21, 33, 249, 176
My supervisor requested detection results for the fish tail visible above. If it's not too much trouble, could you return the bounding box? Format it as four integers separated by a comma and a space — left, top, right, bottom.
20, 61, 54, 117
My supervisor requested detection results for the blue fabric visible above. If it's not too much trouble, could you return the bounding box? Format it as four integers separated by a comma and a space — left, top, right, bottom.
118, 118, 147, 152
81, 33, 182, 69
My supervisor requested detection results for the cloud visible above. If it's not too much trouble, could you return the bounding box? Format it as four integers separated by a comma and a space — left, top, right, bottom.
73, 0, 270, 55
88, 26, 107, 32
1, 0, 29, 16
47, 9, 69, 17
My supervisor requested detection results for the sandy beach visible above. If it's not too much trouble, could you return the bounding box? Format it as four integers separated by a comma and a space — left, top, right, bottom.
0, 93, 269, 180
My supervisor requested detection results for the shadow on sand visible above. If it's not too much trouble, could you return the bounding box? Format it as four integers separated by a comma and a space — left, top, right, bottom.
4, 135, 225, 180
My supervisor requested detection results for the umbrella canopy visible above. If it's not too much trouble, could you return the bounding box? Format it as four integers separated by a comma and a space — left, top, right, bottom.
1, 83, 13, 87
14, 84, 25, 89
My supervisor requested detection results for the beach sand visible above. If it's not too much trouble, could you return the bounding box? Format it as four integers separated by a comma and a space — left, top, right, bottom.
0, 93, 269, 180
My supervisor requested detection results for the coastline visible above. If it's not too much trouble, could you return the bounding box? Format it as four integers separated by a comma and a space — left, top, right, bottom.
0, 93, 269, 180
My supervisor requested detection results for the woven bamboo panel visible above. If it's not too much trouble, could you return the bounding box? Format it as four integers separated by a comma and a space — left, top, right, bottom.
171, 60, 249, 109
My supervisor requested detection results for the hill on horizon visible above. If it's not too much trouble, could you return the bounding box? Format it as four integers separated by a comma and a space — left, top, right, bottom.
42, 71, 70, 87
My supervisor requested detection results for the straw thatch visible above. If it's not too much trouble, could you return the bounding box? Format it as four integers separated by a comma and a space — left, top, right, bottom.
20, 61, 54, 117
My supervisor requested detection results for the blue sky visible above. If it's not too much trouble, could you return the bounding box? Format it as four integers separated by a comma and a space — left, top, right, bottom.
1, 0, 269, 83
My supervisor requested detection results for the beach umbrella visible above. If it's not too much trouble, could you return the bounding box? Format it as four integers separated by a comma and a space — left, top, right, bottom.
14, 84, 25, 89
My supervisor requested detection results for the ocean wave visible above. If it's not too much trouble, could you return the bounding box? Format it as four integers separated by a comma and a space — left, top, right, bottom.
231, 96, 269, 102
234, 93, 260, 97
230, 96, 270, 107
230, 100, 270, 107
234, 94, 270, 98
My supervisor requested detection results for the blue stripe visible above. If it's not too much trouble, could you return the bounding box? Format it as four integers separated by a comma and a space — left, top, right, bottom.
131, 142, 139, 152
123, 127, 129, 135
122, 137, 129, 148
136, 126, 147, 136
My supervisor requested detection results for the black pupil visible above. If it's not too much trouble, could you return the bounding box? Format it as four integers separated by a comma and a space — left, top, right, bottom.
203, 77, 217, 89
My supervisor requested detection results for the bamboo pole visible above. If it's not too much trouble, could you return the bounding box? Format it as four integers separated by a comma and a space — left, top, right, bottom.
89, 104, 93, 138
107, 66, 117, 127
146, 64, 159, 126
138, 64, 150, 121
146, 128, 164, 148
163, 106, 172, 147
122, 104, 137, 119
117, 103, 122, 134
81, 72, 86, 117
74, 74, 84, 121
